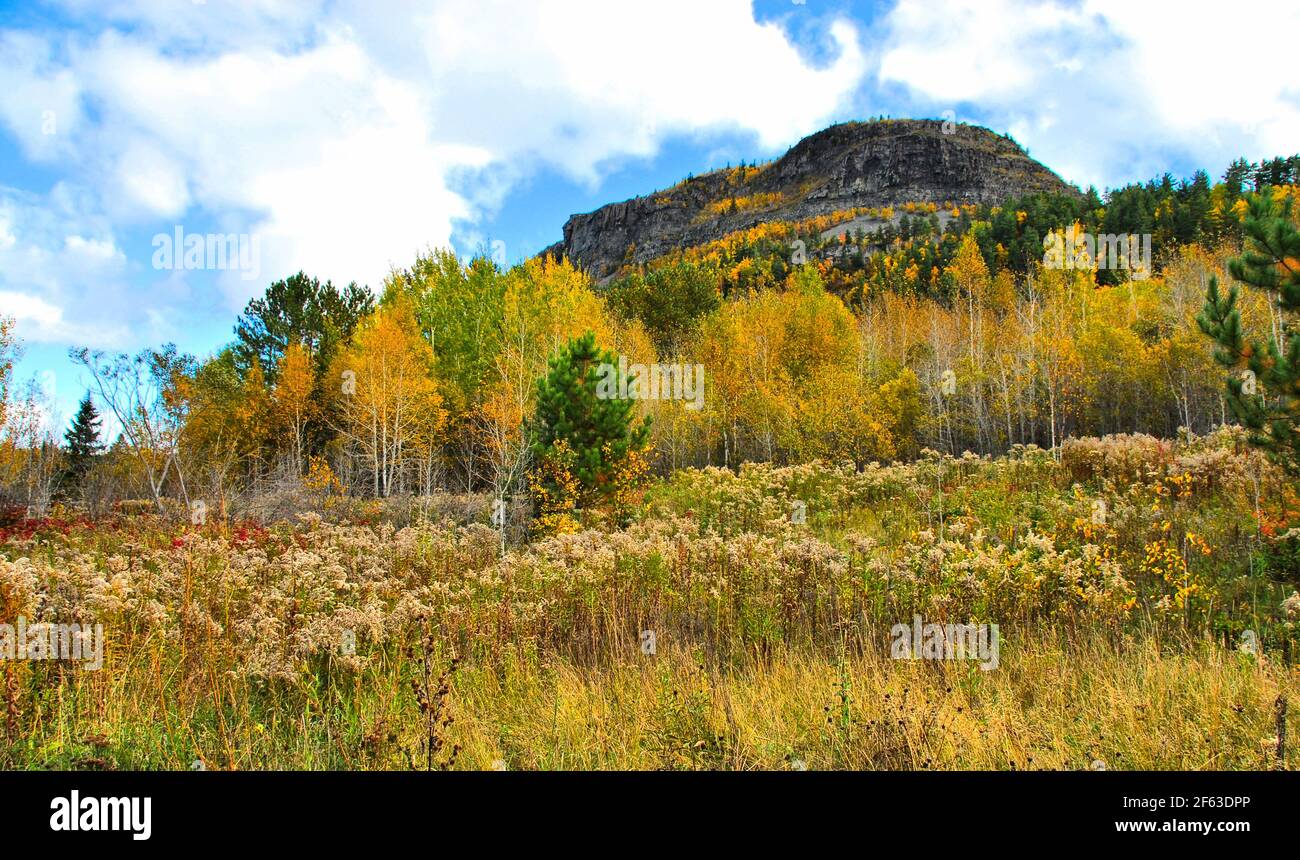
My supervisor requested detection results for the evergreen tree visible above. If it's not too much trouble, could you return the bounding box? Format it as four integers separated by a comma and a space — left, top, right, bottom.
233, 272, 374, 459
1222, 158, 1255, 200
526, 332, 651, 512
233, 271, 373, 384
59, 393, 103, 496
1198, 189, 1300, 472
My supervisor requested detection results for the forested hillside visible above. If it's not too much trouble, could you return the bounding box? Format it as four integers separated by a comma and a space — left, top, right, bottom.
2, 123, 1299, 773
2, 135, 1298, 517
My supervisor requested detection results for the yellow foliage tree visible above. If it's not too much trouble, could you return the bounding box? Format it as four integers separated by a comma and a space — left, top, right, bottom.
0, 316, 13, 433
272, 341, 317, 476
332, 298, 445, 497
479, 256, 615, 496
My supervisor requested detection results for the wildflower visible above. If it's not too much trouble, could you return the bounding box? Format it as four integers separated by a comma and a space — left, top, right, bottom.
1283, 592, 1300, 620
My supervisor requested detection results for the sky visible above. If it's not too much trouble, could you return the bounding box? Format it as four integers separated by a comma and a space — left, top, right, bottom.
1, 0, 1298, 434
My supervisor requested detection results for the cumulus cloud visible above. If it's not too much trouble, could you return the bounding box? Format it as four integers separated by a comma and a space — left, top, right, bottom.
877, 0, 1300, 188
0, 187, 135, 347
4, 0, 1288, 363
0, 0, 867, 350
0, 30, 86, 161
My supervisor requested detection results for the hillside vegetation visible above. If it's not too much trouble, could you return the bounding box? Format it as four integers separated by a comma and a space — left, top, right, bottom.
2, 433, 1296, 769
1, 129, 1299, 770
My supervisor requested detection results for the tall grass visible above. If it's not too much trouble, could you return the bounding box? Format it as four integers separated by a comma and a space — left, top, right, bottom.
1, 430, 1296, 769
7, 632, 1293, 770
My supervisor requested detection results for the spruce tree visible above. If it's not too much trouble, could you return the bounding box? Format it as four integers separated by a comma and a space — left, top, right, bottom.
1198, 189, 1300, 472
59, 393, 103, 496
527, 332, 650, 509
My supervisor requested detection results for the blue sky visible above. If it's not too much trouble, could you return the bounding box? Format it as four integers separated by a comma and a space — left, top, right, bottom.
1, 0, 1297, 435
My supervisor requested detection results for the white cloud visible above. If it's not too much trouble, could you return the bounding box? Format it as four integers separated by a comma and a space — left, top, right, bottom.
879, 0, 1083, 104
113, 140, 191, 218
0, 189, 134, 346
0, 0, 869, 344
409, 1, 866, 176
0, 289, 120, 346
64, 234, 123, 261
877, 0, 1300, 189
1085, 0, 1300, 157
0, 31, 86, 161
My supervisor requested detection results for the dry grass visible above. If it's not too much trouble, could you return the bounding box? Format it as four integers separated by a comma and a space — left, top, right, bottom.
2, 432, 1297, 770
10, 631, 1293, 770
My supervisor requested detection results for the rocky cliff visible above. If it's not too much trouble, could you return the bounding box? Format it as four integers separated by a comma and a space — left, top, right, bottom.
544, 119, 1078, 280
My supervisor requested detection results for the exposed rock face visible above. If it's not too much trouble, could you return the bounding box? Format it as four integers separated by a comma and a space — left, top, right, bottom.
545, 119, 1077, 280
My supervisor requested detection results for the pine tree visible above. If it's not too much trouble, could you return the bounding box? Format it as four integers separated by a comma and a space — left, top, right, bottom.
59, 393, 103, 496
526, 332, 650, 516
1222, 158, 1255, 201
1198, 189, 1300, 471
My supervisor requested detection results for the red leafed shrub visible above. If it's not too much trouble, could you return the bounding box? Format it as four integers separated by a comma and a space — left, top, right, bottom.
0, 505, 26, 529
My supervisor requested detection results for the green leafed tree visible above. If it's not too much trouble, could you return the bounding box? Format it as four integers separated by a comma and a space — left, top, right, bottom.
233, 272, 373, 383
606, 260, 720, 354
233, 272, 374, 460
526, 332, 650, 518
1198, 189, 1300, 471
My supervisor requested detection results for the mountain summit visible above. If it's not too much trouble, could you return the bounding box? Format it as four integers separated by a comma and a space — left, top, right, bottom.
545, 119, 1078, 280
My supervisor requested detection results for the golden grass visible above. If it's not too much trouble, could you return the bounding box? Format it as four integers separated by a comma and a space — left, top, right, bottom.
3, 438, 1296, 770
14, 629, 1292, 771
442, 633, 1296, 771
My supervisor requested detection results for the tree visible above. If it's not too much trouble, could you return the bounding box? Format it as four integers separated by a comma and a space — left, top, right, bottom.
272, 342, 317, 476
792, 364, 921, 465
387, 249, 506, 490
1198, 188, 1300, 471
331, 298, 445, 497
233, 272, 373, 382
951, 233, 990, 364
607, 260, 720, 354
71, 346, 193, 510
0, 316, 14, 433
58, 393, 103, 497
1222, 159, 1255, 201
479, 256, 616, 497
174, 349, 272, 500
390, 250, 505, 420
697, 285, 795, 464
234, 272, 372, 464
526, 332, 650, 524
0, 379, 62, 514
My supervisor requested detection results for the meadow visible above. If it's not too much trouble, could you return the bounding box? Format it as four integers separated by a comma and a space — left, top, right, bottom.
1, 429, 1296, 770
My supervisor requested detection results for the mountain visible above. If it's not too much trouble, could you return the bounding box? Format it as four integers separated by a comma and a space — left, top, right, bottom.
543, 119, 1079, 281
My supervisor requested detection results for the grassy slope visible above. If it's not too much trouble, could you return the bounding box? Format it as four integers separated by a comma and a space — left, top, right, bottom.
2, 431, 1297, 770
